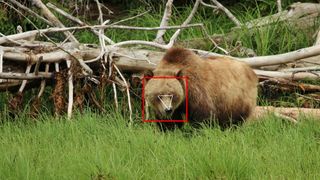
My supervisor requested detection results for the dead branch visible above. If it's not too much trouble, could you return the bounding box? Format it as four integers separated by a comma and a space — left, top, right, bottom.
277, 0, 282, 12
6, 0, 52, 26
155, 0, 174, 44
315, 29, 320, 45
200, 1, 218, 10
295, 93, 320, 102
2, 44, 320, 75
31, 0, 78, 43
255, 69, 320, 80
259, 77, 320, 96
112, 82, 119, 109
240, 45, 320, 67
46, 2, 83, 25
0, 24, 203, 45
37, 63, 49, 98
167, 0, 201, 48
0, 72, 52, 80
66, 60, 73, 119
210, 0, 241, 27
243, 2, 320, 29
0, 46, 3, 83
114, 64, 133, 125
18, 65, 32, 93
177, 2, 320, 55
110, 10, 150, 26
95, 0, 104, 24
280, 66, 320, 72
252, 106, 320, 121
46, 2, 115, 45
109, 0, 203, 50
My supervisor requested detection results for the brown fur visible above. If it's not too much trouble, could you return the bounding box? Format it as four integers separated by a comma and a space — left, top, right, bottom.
145, 47, 258, 130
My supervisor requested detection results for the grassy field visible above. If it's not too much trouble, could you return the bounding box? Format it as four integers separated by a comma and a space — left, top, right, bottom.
1, 0, 320, 179
0, 112, 319, 179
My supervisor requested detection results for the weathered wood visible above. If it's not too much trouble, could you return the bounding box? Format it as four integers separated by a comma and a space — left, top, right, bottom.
0, 24, 203, 45
0, 72, 52, 80
2, 46, 320, 71
242, 2, 320, 29
259, 77, 320, 97
252, 106, 320, 121
255, 70, 320, 80
31, 0, 79, 43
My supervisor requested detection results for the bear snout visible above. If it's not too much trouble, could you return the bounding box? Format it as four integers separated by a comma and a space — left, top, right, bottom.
165, 108, 173, 114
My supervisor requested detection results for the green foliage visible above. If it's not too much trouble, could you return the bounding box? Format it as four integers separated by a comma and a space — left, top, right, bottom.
0, 112, 319, 179
75, 30, 99, 44
0, 5, 16, 35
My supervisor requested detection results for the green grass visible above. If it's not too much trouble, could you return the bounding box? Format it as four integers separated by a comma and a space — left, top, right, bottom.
0, 112, 319, 179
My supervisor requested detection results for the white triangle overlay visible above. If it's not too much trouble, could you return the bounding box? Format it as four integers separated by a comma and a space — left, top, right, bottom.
158, 94, 173, 110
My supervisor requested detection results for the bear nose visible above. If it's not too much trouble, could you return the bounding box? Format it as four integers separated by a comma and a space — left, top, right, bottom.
165, 109, 173, 113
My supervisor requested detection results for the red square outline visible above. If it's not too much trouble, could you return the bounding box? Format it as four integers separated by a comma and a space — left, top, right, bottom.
142, 76, 189, 123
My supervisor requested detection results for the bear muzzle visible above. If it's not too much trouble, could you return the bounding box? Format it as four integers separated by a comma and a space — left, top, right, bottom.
158, 94, 174, 116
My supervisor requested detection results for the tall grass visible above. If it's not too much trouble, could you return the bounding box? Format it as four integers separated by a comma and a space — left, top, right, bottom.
0, 112, 319, 179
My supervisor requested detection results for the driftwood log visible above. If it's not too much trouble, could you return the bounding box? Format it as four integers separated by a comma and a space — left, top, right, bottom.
252, 106, 320, 124
0, 0, 319, 121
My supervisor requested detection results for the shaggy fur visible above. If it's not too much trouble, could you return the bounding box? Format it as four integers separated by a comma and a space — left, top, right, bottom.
144, 47, 258, 130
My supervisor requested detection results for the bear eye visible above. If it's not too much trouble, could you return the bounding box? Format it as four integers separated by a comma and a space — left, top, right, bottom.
154, 96, 160, 102
172, 95, 178, 102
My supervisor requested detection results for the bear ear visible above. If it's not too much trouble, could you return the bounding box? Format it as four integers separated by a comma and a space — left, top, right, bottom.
144, 70, 154, 77
176, 69, 186, 87
143, 70, 154, 83
176, 69, 184, 77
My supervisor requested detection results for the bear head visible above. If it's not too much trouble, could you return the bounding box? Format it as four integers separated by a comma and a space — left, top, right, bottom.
144, 69, 185, 119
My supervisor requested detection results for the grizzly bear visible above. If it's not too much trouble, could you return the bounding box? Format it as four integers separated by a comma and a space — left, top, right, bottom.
144, 47, 258, 130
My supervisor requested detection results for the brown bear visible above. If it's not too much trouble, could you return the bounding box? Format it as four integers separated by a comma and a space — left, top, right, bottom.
144, 47, 258, 130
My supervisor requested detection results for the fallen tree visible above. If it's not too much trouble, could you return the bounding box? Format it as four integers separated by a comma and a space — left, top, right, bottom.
252, 106, 320, 123
0, 0, 319, 122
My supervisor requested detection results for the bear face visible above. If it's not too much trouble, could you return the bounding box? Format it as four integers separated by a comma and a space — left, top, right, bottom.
144, 70, 185, 119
